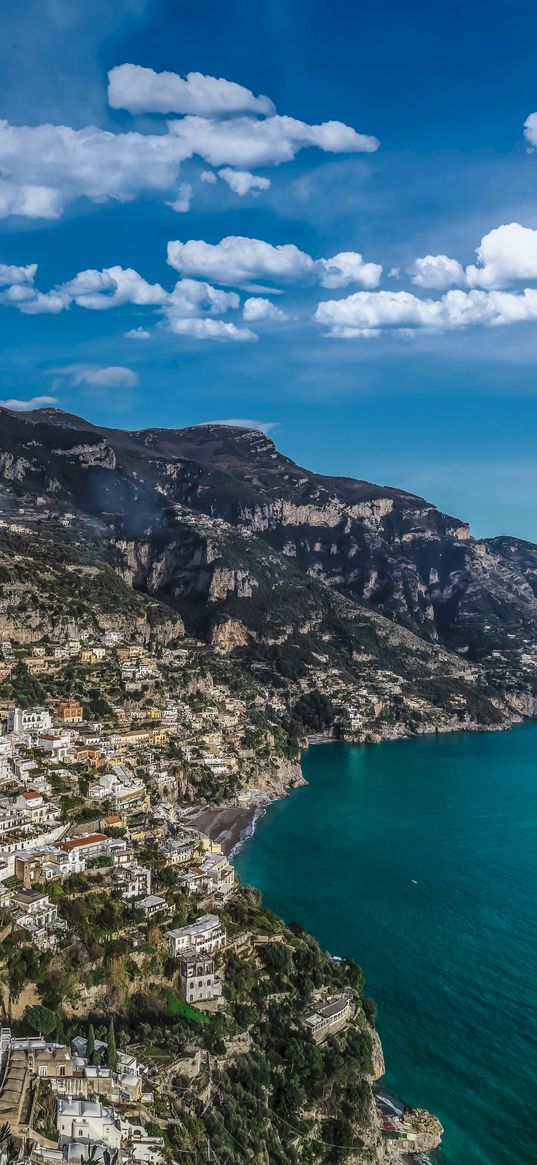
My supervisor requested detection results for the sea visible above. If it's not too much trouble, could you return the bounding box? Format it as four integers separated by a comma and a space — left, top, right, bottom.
234, 725, 537, 1165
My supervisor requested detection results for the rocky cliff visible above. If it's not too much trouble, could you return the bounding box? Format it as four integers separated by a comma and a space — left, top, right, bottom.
0, 404, 535, 738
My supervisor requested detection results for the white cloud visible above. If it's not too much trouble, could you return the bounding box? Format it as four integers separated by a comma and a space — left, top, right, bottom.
465, 223, 537, 288
317, 250, 382, 289
168, 114, 379, 169
411, 224, 537, 291
166, 182, 192, 213
409, 254, 465, 289
60, 266, 167, 310
0, 262, 37, 286
0, 182, 64, 220
164, 278, 239, 320
0, 119, 189, 220
167, 235, 314, 286
313, 286, 537, 337
0, 112, 377, 222
55, 364, 139, 388
200, 170, 217, 184
0, 257, 246, 347
0, 77, 378, 220
0, 262, 68, 314
218, 168, 271, 196
108, 64, 275, 117
202, 418, 279, 432
165, 317, 257, 342
0, 283, 69, 314
242, 296, 287, 322
523, 111, 537, 148
0, 394, 58, 411
167, 234, 381, 291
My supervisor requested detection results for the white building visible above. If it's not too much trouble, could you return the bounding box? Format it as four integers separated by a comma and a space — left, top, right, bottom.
36, 731, 73, 762
88, 769, 146, 811
9, 889, 60, 950
57, 1098, 122, 1151
7, 707, 52, 737
168, 914, 226, 958
54, 833, 109, 872
119, 865, 151, 900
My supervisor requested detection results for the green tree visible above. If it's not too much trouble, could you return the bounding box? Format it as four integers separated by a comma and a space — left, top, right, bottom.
345, 958, 365, 993
107, 1017, 118, 1070
25, 1004, 57, 1036
87, 1022, 96, 1065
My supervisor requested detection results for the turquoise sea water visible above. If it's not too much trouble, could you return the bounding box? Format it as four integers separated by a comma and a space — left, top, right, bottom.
234, 726, 537, 1165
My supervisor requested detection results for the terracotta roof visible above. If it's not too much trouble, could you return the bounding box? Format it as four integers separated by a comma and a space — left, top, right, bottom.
56, 833, 107, 852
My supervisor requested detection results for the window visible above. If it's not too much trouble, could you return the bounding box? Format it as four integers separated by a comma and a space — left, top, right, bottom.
59, 1066, 65, 1077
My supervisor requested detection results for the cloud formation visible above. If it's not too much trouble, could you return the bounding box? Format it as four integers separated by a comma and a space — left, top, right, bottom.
165, 317, 256, 341
0, 262, 37, 286
60, 266, 167, 310
410, 224, 537, 291
108, 64, 274, 117
523, 111, 537, 148
167, 114, 378, 169
167, 182, 192, 213
0, 69, 378, 221
0, 394, 58, 411
314, 286, 537, 337
55, 365, 139, 388
0, 119, 188, 220
167, 234, 382, 289
409, 254, 465, 289
242, 297, 287, 322
0, 256, 252, 341
317, 250, 383, 289
218, 168, 271, 195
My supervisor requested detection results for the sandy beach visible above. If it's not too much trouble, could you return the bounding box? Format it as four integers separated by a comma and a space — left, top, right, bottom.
184, 803, 263, 858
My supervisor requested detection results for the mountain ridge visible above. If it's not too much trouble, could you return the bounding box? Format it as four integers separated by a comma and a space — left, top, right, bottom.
0, 403, 536, 741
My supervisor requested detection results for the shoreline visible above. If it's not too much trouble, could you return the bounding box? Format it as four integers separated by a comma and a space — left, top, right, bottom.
191, 718, 534, 861
182, 798, 275, 859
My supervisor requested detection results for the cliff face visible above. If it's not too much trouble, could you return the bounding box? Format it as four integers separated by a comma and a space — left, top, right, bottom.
0, 405, 536, 734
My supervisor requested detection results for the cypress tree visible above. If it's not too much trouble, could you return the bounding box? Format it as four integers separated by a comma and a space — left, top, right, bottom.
107, 1018, 118, 1070
87, 1023, 95, 1065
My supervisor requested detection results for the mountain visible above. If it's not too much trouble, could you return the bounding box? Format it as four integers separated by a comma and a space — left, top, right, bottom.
1, 404, 536, 740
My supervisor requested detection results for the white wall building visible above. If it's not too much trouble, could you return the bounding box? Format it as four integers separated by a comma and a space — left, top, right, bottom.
7, 707, 52, 737
57, 1099, 122, 1151
168, 914, 226, 958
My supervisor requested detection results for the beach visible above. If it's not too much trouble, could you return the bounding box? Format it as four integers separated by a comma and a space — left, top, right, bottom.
183, 801, 265, 858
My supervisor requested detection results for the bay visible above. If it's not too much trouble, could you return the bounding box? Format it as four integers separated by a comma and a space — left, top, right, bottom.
234, 725, 537, 1165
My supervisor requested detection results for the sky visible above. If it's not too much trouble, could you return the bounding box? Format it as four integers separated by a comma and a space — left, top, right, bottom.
1, 0, 537, 540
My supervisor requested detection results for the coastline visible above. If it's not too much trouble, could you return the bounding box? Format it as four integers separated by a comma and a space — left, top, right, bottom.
229, 725, 537, 1164
196, 717, 535, 861
190, 737, 455, 1162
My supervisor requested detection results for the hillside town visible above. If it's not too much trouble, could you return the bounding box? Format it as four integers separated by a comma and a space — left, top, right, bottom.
0, 627, 443, 1164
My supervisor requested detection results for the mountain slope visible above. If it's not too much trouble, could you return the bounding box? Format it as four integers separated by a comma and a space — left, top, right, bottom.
0, 404, 535, 736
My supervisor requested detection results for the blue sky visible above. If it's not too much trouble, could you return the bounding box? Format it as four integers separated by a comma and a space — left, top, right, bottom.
1, 0, 537, 540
